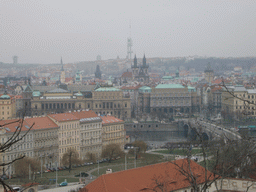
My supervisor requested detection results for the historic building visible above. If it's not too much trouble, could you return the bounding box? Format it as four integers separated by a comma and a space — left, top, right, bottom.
204, 63, 214, 84
48, 113, 80, 164
137, 86, 152, 114
131, 55, 149, 83
222, 85, 256, 118
71, 110, 102, 159
21, 84, 131, 120
150, 84, 197, 114
28, 117, 59, 169
0, 116, 59, 176
101, 115, 125, 147
92, 87, 131, 120
0, 92, 16, 120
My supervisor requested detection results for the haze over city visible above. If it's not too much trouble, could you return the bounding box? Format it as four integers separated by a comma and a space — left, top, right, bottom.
0, 0, 255, 64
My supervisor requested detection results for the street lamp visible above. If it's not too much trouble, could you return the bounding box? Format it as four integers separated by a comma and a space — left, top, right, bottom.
134, 147, 139, 168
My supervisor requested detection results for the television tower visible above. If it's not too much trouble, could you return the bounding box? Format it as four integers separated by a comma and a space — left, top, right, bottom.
13, 56, 18, 64
127, 21, 133, 60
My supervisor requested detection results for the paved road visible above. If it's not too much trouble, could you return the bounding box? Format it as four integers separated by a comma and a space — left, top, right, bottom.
39, 183, 85, 192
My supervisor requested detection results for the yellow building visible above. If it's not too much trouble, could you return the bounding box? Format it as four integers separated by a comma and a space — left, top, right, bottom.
71, 110, 102, 159
222, 85, 256, 118
92, 87, 131, 120
100, 115, 126, 147
0, 93, 16, 120
48, 113, 80, 164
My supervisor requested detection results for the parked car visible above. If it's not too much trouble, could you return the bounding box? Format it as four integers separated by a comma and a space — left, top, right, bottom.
12, 187, 21, 192
75, 172, 89, 177
59, 181, 68, 187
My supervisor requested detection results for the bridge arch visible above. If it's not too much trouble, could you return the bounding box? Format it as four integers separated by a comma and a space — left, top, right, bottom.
202, 132, 210, 141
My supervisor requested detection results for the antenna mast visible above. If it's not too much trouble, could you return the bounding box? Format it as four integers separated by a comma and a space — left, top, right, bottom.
127, 20, 133, 60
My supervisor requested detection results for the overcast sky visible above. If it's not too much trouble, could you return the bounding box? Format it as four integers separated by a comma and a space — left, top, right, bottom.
0, 0, 255, 64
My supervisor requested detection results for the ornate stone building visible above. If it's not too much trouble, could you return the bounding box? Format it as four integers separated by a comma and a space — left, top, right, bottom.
0, 92, 16, 120
150, 84, 198, 114
92, 87, 131, 120
22, 85, 131, 120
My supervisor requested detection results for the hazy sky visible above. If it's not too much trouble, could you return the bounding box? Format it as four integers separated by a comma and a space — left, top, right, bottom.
0, 0, 255, 64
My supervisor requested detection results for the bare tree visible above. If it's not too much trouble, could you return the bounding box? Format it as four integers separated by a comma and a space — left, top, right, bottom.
101, 144, 124, 163
61, 148, 81, 173
0, 118, 34, 191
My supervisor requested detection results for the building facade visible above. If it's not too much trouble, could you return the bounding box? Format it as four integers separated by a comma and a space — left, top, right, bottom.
222, 85, 256, 118
21, 85, 131, 120
101, 115, 126, 147
48, 113, 80, 164
150, 84, 195, 114
92, 87, 131, 120
0, 93, 16, 120
71, 110, 102, 159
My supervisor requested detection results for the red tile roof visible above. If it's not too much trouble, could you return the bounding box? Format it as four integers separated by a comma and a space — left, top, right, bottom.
48, 113, 79, 122
100, 115, 123, 124
0, 117, 58, 133
81, 159, 218, 192
121, 71, 132, 78
71, 110, 98, 119
212, 79, 222, 85
15, 95, 23, 99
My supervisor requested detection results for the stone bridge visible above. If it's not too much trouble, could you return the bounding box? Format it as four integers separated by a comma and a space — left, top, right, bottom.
180, 119, 241, 141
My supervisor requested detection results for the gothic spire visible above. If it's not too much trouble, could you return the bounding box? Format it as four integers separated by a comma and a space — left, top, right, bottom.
134, 54, 137, 68
143, 54, 146, 67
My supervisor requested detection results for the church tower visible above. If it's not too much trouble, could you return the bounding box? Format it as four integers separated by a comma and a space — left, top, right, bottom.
60, 57, 65, 84
142, 54, 149, 76
131, 55, 139, 79
204, 63, 214, 84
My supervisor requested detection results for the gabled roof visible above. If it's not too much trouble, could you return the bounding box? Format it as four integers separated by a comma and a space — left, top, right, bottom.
82, 159, 217, 192
24, 85, 33, 92
48, 113, 79, 122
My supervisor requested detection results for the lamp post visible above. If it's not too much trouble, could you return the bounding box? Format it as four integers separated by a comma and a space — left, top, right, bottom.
134, 147, 139, 168
56, 161, 58, 188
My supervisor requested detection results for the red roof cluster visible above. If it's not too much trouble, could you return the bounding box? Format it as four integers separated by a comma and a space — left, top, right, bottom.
81, 159, 218, 192
100, 115, 123, 124
121, 71, 132, 78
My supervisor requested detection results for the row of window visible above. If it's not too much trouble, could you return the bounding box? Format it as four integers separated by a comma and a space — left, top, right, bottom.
60, 137, 79, 145
61, 123, 78, 130
39, 103, 75, 110
60, 131, 79, 138
81, 131, 101, 138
